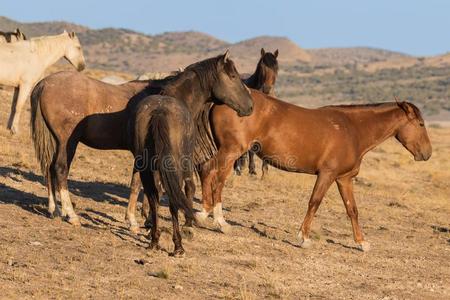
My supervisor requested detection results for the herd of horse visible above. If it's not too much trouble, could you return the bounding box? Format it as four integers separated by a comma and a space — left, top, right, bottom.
1, 30, 432, 256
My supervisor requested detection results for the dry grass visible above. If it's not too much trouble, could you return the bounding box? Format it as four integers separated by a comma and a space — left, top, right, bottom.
0, 70, 449, 299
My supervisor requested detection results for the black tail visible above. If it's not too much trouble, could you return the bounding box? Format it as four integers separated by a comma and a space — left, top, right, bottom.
150, 110, 194, 220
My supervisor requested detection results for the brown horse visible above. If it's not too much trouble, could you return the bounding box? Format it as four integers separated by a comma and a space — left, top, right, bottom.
197, 91, 432, 251
234, 48, 279, 176
130, 95, 195, 256
31, 52, 253, 228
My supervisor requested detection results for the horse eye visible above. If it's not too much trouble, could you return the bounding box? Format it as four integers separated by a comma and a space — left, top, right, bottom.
419, 123, 424, 127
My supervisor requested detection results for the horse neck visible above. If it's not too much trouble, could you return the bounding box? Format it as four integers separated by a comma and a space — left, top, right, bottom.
245, 61, 265, 90
32, 35, 68, 68
352, 105, 407, 155
163, 72, 211, 119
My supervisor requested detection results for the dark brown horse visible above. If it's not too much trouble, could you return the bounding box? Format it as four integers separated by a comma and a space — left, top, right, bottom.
0, 28, 26, 43
197, 91, 432, 251
234, 48, 279, 176
130, 95, 195, 256
31, 52, 253, 230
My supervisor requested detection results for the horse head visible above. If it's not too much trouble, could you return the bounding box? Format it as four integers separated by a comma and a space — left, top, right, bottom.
63, 31, 86, 71
212, 50, 253, 116
394, 98, 432, 161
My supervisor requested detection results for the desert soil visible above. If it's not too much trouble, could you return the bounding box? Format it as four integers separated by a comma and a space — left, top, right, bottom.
0, 83, 449, 299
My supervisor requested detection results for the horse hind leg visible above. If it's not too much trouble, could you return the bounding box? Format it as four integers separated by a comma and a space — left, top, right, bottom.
46, 167, 62, 218
169, 201, 184, 257
261, 160, 269, 180
54, 142, 80, 226
248, 150, 257, 176
140, 169, 161, 251
336, 176, 369, 252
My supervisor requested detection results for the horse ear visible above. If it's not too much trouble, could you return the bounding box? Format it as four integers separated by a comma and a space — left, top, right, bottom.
70, 32, 76, 38
261, 48, 266, 56
222, 49, 230, 64
398, 101, 415, 119
15, 28, 20, 34
274, 49, 279, 58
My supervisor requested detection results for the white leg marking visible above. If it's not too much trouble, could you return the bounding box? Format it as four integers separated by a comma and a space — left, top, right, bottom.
297, 230, 312, 249
213, 202, 231, 233
60, 189, 80, 226
195, 208, 210, 222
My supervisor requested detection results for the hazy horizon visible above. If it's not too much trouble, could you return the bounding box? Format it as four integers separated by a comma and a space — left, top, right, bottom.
2, 0, 450, 56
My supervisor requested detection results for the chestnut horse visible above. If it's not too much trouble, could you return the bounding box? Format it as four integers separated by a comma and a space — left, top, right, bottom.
234, 48, 279, 176
31, 52, 253, 229
197, 91, 432, 251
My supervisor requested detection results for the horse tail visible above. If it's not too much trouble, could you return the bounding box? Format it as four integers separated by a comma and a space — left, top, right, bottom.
30, 81, 56, 177
150, 109, 194, 220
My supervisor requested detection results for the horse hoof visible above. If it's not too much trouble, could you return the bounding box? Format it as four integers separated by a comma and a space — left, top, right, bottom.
148, 242, 161, 251
129, 225, 140, 234
194, 211, 209, 227
144, 219, 153, 229
358, 241, 371, 252
170, 248, 185, 257
181, 226, 194, 241
48, 209, 61, 219
67, 216, 81, 226
218, 222, 232, 234
299, 237, 312, 249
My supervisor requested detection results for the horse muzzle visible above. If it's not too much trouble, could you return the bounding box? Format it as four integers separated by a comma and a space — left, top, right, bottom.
414, 151, 431, 161
78, 62, 86, 71
238, 104, 253, 117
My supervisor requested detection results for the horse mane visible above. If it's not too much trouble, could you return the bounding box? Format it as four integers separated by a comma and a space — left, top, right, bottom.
245, 52, 279, 90
142, 55, 226, 166
184, 55, 221, 89
326, 101, 424, 120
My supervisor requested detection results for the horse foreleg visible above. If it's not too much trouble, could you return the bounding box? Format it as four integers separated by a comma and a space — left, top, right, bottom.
298, 172, 335, 248
233, 152, 247, 176
6, 87, 19, 133
8, 83, 32, 135
336, 176, 369, 252
196, 159, 216, 225
212, 150, 242, 234
125, 168, 141, 233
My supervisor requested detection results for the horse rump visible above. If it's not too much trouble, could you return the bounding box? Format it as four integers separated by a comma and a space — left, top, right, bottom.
134, 96, 195, 255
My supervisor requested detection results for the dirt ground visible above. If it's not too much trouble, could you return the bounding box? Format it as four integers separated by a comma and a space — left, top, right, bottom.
0, 83, 449, 299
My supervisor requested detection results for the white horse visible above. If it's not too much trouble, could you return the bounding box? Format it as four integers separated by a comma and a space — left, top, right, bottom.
0, 31, 86, 134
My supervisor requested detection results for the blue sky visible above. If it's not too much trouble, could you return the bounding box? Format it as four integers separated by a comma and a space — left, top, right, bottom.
2, 0, 449, 56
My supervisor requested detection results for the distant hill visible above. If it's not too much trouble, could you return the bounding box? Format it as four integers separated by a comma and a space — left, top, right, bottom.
0, 16, 88, 37
1, 16, 449, 119
0, 17, 309, 73
308, 47, 411, 67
